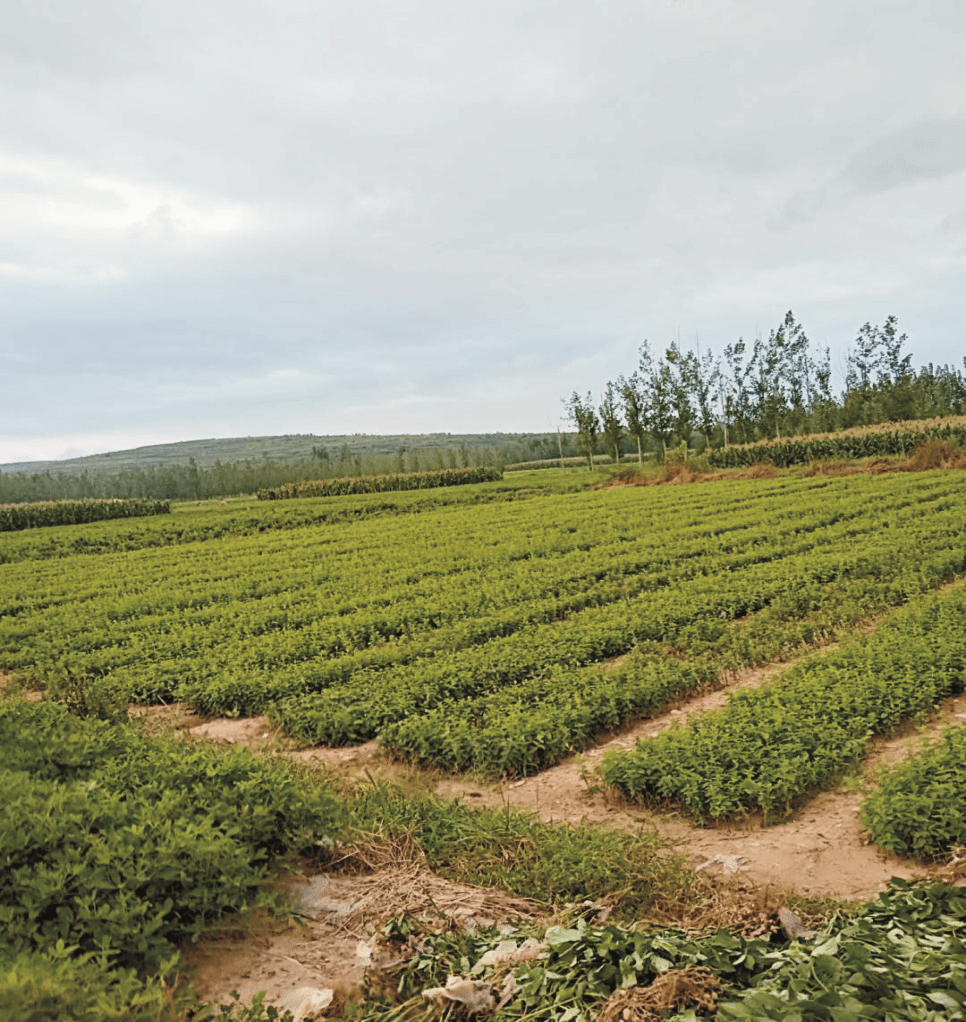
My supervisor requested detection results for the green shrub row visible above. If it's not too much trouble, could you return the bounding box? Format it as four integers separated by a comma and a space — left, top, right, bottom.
860, 724, 966, 860
375, 545, 966, 776
257, 466, 502, 499
0, 499, 170, 532
378, 658, 703, 775
601, 585, 966, 821
5, 472, 892, 712
0, 700, 343, 977
4, 473, 965, 751
0, 474, 549, 566
264, 528, 964, 746
708, 421, 966, 468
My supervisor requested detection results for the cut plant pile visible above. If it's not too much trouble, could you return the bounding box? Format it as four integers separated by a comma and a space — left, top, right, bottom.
312, 879, 966, 1021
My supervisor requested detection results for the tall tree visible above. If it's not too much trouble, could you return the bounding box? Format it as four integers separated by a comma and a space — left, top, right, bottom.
665, 341, 697, 455
722, 338, 755, 446
682, 343, 722, 452
566, 391, 601, 470
639, 342, 676, 459
617, 372, 647, 464
599, 383, 624, 462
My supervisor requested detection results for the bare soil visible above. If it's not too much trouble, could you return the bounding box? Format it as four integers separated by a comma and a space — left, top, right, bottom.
186, 841, 538, 1011
430, 674, 966, 901
14, 660, 966, 1015
173, 670, 966, 1014
170, 661, 966, 905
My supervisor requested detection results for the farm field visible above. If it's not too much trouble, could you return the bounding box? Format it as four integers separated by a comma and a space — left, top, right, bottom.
2, 468, 966, 774
5, 465, 966, 1020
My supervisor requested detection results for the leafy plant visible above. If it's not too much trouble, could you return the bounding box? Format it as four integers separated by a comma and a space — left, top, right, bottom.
603, 585, 966, 821
860, 724, 966, 858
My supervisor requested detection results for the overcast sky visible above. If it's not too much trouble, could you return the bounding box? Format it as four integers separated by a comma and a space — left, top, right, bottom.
2, 0, 964, 464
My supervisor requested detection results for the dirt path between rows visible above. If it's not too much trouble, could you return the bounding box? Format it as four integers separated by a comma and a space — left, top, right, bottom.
179, 659, 966, 903
15, 662, 966, 1016
172, 670, 966, 1014
428, 668, 966, 901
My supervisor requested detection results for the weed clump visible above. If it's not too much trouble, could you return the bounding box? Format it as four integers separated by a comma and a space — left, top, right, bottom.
906, 438, 966, 471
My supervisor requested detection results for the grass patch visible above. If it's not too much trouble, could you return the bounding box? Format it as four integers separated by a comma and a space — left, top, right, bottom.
329, 774, 704, 922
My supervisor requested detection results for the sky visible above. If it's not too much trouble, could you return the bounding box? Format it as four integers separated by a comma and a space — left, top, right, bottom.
2, 0, 965, 464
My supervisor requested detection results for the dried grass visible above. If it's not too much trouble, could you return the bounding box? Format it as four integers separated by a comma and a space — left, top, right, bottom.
671, 883, 784, 940
805, 459, 861, 477
322, 835, 540, 935
597, 966, 723, 1022
906, 439, 966, 471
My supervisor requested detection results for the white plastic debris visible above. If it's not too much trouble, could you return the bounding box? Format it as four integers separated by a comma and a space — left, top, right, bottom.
475, 940, 518, 969
778, 907, 817, 941
496, 972, 517, 1009
276, 986, 334, 1020
422, 975, 497, 1014
355, 938, 376, 967
476, 938, 546, 969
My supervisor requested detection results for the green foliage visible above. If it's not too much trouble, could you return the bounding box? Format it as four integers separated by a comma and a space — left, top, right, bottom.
274, 473, 965, 764
577, 311, 966, 458
0, 498, 170, 532
0, 945, 179, 1022
709, 419, 966, 468
566, 392, 601, 470
860, 725, 966, 859
0, 472, 583, 567
343, 781, 698, 917
4, 471, 965, 768
353, 880, 966, 1022
257, 467, 502, 500
378, 658, 704, 775
718, 879, 966, 1022
0, 700, 344, 977
602, 586, 966, 821
44, 666, 130, 723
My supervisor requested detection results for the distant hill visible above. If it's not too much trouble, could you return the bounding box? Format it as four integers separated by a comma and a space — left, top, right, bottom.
0, 432, 561, 477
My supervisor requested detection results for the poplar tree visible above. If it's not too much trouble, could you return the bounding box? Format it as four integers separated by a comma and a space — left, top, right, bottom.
618, 372, 647, 463
567, 391, 601, 470
599, 383, 625, 462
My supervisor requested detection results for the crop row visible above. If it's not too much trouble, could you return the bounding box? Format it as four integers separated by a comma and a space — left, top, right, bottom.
860, 724, 966, 860
0, 498, 170, 532
2, 472, 964, 747
0, 470, 566, 566
708, 420, 966, 468
600, 584, 966, 821
164, 480, 966, 720
274, 527, 964, 751
2, 477, 820, 653
2, 473, 914, 698
373, 559, 965, 775
257, 465, 502, 499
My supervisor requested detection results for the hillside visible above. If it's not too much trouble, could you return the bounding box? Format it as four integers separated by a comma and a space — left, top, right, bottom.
0, 431, 561, 476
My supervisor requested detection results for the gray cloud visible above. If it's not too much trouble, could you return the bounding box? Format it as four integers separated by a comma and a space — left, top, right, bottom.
840, 117, 966, 192
2, 0, 965, 461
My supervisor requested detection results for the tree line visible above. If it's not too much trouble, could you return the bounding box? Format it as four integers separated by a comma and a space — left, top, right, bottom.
567, 312, 966, 466
0, 435, 572, 504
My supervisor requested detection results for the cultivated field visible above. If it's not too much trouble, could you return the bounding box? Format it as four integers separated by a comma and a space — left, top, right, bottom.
4, 466, 966, 1020
4, 470, 965, 771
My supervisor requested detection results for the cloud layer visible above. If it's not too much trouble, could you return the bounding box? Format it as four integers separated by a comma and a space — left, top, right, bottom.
3, 0, 965, 462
